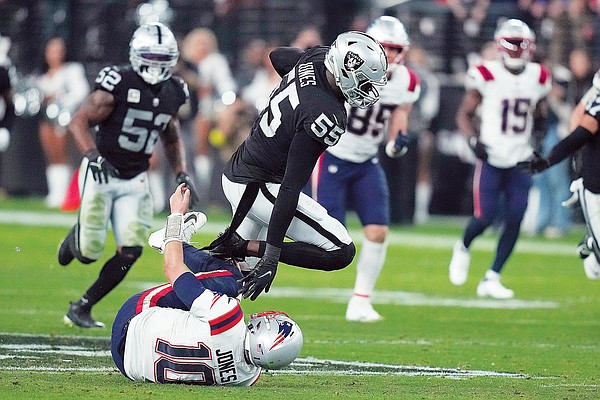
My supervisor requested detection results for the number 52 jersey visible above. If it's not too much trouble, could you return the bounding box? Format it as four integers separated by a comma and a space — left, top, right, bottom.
93, 65, 188, 179
466, 60, 551, 168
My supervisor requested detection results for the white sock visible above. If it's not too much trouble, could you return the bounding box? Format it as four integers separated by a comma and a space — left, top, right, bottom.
484, 270, 500, 281
148, 171, 166, 212
353, 239, 388, 297
415, 182, 432, 224
194, 155, 212, 187
45, 164, 71, 208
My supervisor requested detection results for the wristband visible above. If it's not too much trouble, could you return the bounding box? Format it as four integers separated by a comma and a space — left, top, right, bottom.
164, 213, 184, 244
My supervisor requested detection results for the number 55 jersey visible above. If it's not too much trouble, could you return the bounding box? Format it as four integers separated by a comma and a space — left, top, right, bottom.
224, 46, 347, 184
93, 65, 188, 179
466, 60, 551, 168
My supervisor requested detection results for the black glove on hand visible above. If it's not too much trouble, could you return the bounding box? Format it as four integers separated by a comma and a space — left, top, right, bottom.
238, 244, 280, 301
85, 149, 118, 184
517, 151, 550, 174
385, 132, 410, 158
469, 137, 488, 161
175, 172, 200, 208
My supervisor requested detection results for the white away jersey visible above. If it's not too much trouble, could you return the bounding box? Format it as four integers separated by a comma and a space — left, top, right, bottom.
123, 290, 260, 386
327, 65, 421, 163
466, 60, 551, 168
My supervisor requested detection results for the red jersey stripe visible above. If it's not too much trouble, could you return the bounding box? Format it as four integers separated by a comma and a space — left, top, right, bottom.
407, 68, 419, 92
539, 65, 550, 84
476, 65, 494, 81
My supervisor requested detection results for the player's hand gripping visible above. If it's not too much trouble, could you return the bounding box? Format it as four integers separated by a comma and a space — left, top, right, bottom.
517, 151, 550, 174
385, 133, 409, 158
85, 149, 119, 184
239, 244, 280, 301
175, 172, 200, 208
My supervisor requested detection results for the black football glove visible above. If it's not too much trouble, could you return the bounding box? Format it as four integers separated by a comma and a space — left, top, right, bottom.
469, 137, 488, 161
385, 133, 410, 158
517, 151, 550, 174
175, 172, 200, 208
238, 244, 280, 301
85, 149, 118, 184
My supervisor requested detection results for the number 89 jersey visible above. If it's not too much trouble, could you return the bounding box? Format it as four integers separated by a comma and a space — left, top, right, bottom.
225, 46, 347, 184
94, 65, 188, 179
466, 60, 551, 168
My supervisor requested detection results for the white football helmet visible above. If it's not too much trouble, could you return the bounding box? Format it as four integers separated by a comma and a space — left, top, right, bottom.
366, 16, 410, 65
244, 311, 303, 370
129, 22, 179, 85
494, 19, 535, 71
325, 31, 388, 108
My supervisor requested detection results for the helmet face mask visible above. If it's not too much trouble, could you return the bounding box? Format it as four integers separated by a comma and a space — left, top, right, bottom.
366, 16, 410, 66
494, 19, 535, 71
130, 22, 179, 85
244, 311, 303, 370
325, 31, 388, 108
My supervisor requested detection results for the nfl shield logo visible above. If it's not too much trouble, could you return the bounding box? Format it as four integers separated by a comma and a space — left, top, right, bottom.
127, 89, 140, 103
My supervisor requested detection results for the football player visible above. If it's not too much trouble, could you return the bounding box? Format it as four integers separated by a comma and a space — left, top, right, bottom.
58, 22, 198, 328
0, 34, 14, 155
519, 68, 600, 280
448, 19, 551, 298
209, 31, 388, 301
310, 16, 420, 322
112, 184, 303, 385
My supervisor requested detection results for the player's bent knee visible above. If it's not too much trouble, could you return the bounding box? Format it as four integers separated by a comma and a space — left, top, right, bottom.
120, 246, 143, 262
325, 242, 356, 271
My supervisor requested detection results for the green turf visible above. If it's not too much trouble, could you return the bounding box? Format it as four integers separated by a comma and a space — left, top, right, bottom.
1, 199, 599, 399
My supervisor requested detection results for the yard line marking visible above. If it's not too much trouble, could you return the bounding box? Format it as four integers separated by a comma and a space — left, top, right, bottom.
0, 211, 579, 255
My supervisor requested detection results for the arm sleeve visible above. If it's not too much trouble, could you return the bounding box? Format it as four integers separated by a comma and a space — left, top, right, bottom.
172, 271, 206, 309
269, 47, 303, 78
547, 126, 594, 166
266, 131, 327, 247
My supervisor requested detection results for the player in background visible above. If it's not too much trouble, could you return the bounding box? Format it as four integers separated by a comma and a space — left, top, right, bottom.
448, 19, 551, 298
0, 34, 15, 165
519, 68, 600, 280
208, 31, 388, 301
57, 22, 198, 328
112, 183, 302, 385
310, 16, 420, 322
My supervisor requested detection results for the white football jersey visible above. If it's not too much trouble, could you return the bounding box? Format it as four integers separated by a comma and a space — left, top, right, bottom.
327, 65, 421, 163
123, 290, 260, 386
466, 60, 551, 168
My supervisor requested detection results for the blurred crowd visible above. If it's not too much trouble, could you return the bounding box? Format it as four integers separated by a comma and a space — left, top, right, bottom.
0, 0, 598, 235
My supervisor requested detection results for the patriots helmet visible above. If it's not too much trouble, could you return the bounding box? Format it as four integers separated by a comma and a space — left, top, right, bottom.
244, 311, 303, 369
366, 16, 410, 65
325, 31, 388, 108
129, 22, 179, 85
494, 19, 535, 71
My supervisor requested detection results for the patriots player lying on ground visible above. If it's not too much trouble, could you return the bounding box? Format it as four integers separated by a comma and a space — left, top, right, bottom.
111, 184, 303, 385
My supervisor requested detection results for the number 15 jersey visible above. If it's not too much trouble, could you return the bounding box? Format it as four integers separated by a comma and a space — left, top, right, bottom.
467, 60, 551, 168
224, 46, 347, 184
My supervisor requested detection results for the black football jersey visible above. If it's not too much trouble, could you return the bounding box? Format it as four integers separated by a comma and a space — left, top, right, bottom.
224, 46, 347, 184
581, 94, 600, 193
94, 65, 188, 179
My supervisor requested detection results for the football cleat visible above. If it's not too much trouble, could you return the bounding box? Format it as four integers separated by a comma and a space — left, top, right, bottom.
148, 211, 207, 253
345, 295, 383, 323
449, 240, 470, 286
476, 270, 514, 299
57, 226, 77, 266
208, 228, 248, 260
63, 301, 105, 329
583, 254, 600, 280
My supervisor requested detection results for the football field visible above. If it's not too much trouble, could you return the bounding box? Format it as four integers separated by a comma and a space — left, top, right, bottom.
1, 200, 599, 399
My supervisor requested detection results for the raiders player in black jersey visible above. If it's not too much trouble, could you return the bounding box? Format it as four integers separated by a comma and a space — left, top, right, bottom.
519, 69, 600, 280
210, 31, 388, 301
57, 22, 198, 328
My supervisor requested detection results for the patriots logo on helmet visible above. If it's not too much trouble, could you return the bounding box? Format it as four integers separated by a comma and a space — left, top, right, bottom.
344, 51, 364, 71
268, 321, 294, 351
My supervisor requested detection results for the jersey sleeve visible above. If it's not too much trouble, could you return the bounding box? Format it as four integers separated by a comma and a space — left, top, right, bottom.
190, 290, 244, 336
465, 64, 494, 92
300, 92, 347, 147
538, 65, 552, 98
270, 47, 303, 78
93, 65, 123, 96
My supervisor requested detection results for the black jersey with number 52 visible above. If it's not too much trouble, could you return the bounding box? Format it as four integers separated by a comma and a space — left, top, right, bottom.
224, 46, 347, 184
93, 65, 188, 179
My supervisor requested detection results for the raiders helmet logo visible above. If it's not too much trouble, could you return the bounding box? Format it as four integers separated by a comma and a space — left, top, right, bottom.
344, 51, 364, 71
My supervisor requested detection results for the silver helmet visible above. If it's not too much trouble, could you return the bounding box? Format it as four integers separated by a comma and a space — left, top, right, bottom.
494, 19, 535, 70
129, 22, 179, 85
244, 311, 303, 370
366, 16, 410, 65
325, 31, 388, 108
